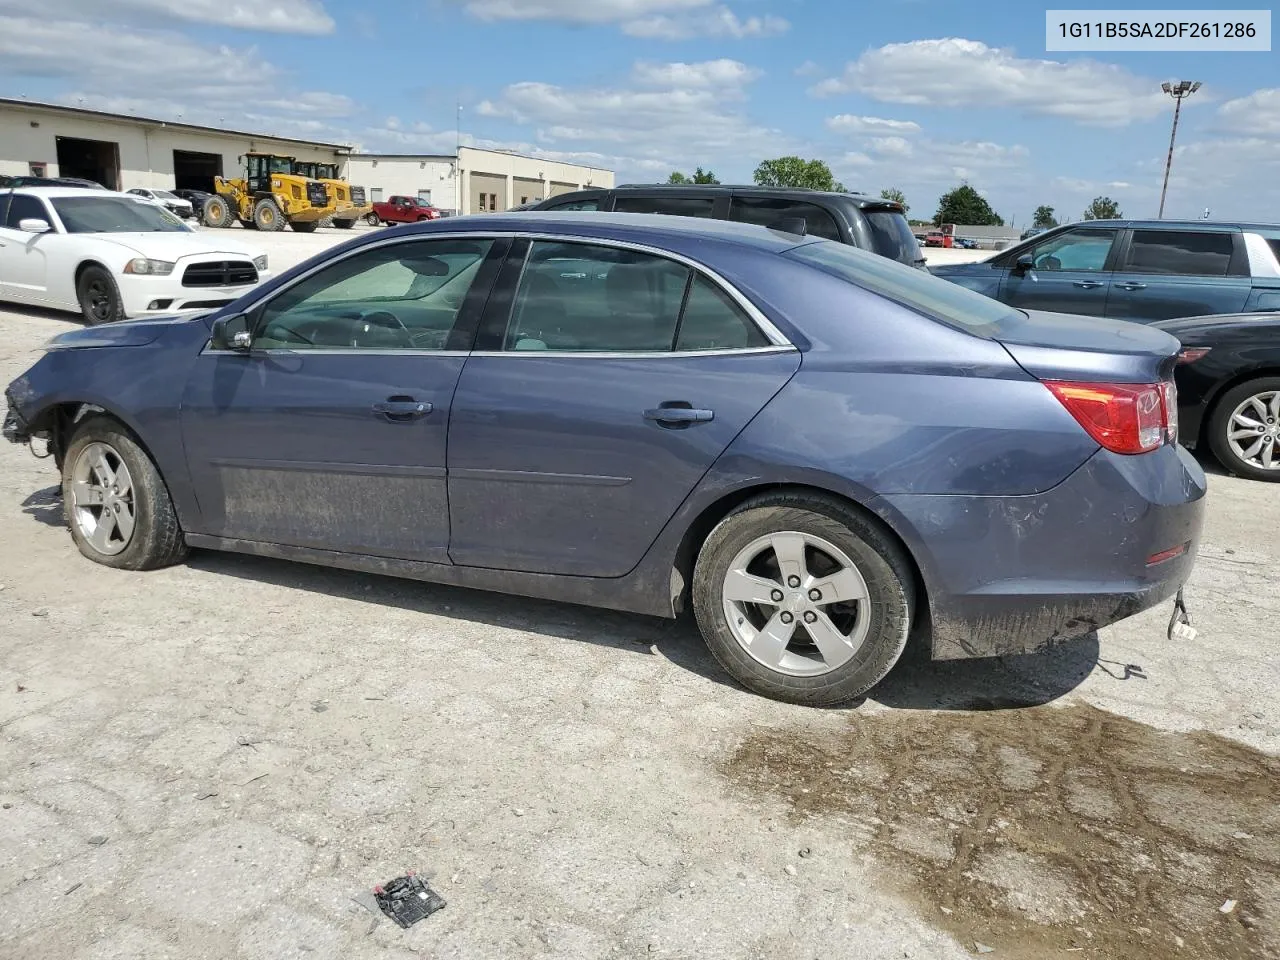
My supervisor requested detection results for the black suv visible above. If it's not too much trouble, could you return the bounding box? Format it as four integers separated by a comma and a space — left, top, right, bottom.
530, 185, 924, 269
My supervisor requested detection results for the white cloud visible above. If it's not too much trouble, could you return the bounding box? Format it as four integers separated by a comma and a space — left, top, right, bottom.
826, 114, 921, 135
812, 38, 1173, 127
631, 59, 760, 91
456, 0, 786, 39
0, 0, 335, 33
869, 136, 913, 157
794, 60, 822, 77
1217, 88, 1280, 138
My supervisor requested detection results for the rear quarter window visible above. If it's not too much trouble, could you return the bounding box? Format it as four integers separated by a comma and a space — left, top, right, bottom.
862, 208, 923, 264
784, 240, 1020, 336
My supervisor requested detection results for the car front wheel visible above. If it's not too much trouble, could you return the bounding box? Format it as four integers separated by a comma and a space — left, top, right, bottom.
76, 265, 124, 325
692, 493, 915, 706
1207, 377, 1280, 482
61, 417, 189, 570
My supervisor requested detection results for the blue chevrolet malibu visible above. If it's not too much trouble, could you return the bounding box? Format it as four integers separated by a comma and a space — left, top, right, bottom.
3, 213, 1205, 705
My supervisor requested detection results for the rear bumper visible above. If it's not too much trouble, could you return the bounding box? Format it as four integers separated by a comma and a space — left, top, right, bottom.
881, 443, 1207, 660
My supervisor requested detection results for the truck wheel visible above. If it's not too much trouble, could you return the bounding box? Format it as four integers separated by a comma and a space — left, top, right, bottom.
61, 416, 188, 571
253, 198, 286, 232
290, 221, 319, 233
333, 219, 355, 229
364, 212, 380, 226
76, 265, 125, 326
1207, 377, 1280, 482
202, 196, 233, 228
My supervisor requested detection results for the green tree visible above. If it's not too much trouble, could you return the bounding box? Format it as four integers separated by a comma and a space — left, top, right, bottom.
753, 156, 845, 192
934, 183, 1003, 226
1032, 204, 1058, 228
1083, 196, 1122, 220
691, 166, 719, 184
880, 187, 908, 215
667, 171, 691, 184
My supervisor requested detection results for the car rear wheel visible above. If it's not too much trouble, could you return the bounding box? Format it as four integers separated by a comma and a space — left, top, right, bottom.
692, 493, 915, 705
61, 417, 188, 570
364, 212, 380, 226
76, 266, 124, 326
1207, 377, 1280, 482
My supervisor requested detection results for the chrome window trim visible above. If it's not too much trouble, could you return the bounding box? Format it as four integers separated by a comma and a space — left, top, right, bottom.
226, 228, 794, 352
201, 347, 473, 357
468, 346, 794, 360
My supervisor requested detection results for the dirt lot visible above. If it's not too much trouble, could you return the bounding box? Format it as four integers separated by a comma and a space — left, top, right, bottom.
1, 235, 1277, 960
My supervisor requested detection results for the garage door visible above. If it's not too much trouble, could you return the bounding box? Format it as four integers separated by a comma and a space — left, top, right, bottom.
173, 150, 224, 192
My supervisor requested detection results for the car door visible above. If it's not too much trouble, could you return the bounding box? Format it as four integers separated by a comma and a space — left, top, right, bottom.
999, 225, 1119, 316
179, 234, 507, 562
1105, 228, 1252, 323
446, 237, 800, 577
0, 193, 56, 305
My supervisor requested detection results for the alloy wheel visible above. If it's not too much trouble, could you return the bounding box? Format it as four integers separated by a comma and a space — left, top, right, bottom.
69, 441, 136, 556
1227, 390, 1280, 471
721, 531, 870, 677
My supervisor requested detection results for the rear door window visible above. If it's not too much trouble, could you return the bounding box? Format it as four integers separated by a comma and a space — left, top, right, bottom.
863, 208, 921, 263
613, 195, 717, 218
1121, 230, 1236, 277
544, 197, 601, 211
730, 196, 841, 240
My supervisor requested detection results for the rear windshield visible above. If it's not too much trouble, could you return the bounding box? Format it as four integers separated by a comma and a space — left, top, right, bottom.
863, 208, 923, 264
784, 240, 1020, 336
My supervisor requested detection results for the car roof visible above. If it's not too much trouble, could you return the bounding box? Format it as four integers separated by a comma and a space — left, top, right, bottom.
396, 211, 826, 253
1063, 218, 1280, 231
7, 186, 127, 199
586, 184, 899, 208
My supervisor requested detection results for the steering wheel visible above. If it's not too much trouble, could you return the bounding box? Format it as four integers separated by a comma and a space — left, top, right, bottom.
356, 310, 412, 348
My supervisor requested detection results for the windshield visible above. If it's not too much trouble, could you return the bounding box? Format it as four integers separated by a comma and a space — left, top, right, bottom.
784, 240, 1020, 336
51, 196, 191, 233
269, 157, 293, 174
154, 191, 179, 200
864, 209, 925, 265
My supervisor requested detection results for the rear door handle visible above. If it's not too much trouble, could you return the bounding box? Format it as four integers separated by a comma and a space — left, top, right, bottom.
1117, 282, 1148, 291
644, 406, 714, 426
373, 397, 432, 422
1072, 280, 1104, 289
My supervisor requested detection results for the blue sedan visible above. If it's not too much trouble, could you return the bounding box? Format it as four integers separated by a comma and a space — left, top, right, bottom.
3, 213, 1205, 705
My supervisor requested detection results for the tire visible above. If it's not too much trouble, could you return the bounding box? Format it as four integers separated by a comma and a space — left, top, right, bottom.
202, 195, 234, 228
332, 219, 355, 229
692, 493, 915, 706
1206, 377, 1280, 482
60, 416, 188, 571
364, 212, 380, 226
76, 265, 125, 326
253, 198, 285, 232
290, 220, 319, 233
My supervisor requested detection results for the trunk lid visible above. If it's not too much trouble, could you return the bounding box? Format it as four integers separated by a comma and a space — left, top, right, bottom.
995, 309, 1180, 383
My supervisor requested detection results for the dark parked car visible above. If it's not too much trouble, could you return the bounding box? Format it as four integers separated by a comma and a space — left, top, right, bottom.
3, 213, 1204, 705
1156, 312, 1280, 481
931, 220, 1280, 324
530, 185, 925, 269
173, 188, 214, 209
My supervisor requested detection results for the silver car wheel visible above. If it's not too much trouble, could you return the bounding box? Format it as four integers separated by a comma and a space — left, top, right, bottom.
70, 441, 136, 556
721, 531, 870, 677
1227, 390, 1280, 471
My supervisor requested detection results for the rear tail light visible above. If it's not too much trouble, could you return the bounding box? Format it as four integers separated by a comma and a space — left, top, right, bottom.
1045, 380, 1177, 454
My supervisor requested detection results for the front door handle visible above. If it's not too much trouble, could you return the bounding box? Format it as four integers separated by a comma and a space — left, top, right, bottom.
644, 406, 714, 427
372, 397, 432, 422
1073, 279, 1104, 289
1117, 282, 1148, 291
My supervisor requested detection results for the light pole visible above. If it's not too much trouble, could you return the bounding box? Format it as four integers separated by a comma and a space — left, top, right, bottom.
1158, 80, 1200, 219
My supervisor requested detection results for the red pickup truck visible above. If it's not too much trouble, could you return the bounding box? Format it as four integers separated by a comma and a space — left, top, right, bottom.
369, 196, 443, 225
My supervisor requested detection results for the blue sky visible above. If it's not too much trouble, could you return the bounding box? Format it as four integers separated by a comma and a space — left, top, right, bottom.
2, 0, 1277, 224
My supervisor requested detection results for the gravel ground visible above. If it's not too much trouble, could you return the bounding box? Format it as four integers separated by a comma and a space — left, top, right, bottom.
1, 244, 1276, 960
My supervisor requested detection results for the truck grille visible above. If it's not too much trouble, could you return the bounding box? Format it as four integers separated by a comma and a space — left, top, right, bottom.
307, 182, 328, 206
350, 186, 366, 205
182, 261, 258, 288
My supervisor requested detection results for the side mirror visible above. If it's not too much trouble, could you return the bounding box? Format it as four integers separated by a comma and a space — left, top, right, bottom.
1014, 253, 1036, 274
19, 218, 51, 234
211, 314, 252, 351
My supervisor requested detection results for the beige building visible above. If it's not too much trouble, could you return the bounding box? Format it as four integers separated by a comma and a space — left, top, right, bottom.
0, 97, 349, 192
345, 146, 614, 216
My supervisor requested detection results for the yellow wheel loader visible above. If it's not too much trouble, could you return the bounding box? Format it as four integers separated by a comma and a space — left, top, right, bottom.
293, 161, 374, 230
201, 153, 334, 233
